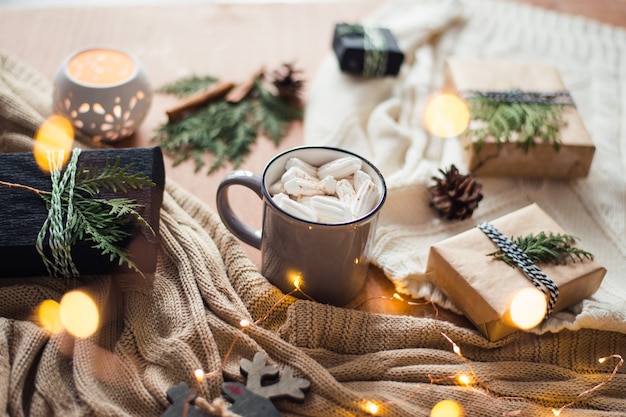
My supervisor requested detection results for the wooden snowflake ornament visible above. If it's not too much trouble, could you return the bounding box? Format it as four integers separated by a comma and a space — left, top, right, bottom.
163, 352, 310, 417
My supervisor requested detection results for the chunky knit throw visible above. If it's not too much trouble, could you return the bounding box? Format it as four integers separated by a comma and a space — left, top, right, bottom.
1, 3, 626, 415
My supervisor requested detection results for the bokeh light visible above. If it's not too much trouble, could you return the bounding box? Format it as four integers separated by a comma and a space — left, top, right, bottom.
430, 399, 464, 417
59, 290, 99, 338
362, 400, 381, 415
33, 115, 75, 172
423, 92, 470, 138
509, 288, 548, 330
36, 299, 64, 334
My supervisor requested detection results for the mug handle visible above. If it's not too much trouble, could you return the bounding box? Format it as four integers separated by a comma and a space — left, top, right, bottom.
216, 170, 263, 249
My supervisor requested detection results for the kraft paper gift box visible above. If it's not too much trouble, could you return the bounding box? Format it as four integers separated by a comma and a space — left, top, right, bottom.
444, 58, 596, 178
0, 146, 165, 278
333, 23, 405, 77
426, 203, 606, 341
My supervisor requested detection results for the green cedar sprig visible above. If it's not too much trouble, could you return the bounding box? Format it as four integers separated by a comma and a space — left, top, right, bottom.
157, 75, 219, 98
467, 94, 566, 154
47, 157, 155, 274
153, 72, 303, 174
488, 231, 594, 267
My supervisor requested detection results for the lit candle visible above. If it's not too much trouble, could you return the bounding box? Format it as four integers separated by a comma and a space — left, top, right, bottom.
53, 46, 152, 143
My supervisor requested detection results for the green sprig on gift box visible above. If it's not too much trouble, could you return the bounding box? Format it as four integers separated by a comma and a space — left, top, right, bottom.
466, 89, 569, 153
488, 231, 594, 267
0, 150, 155, 278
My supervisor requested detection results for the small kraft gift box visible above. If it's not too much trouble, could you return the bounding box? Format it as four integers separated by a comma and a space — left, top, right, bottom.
426, 203, 606, 341
444, 58, 596, 178
0, 146, 165, 278
332, 23, 405, 77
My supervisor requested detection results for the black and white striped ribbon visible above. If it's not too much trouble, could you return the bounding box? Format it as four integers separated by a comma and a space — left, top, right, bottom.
477, 222, 559, 318
461, 89, 576, 106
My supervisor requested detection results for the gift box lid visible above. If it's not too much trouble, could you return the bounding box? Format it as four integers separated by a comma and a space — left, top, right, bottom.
427, 203, 606, 341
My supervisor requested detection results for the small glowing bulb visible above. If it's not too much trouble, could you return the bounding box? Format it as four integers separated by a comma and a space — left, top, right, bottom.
293, 276, 302, 290
392, 293, 405, 302
240, 319, 251, 328
194, 369, 205, 384
430, 399, 464, 417
598, 357, 606, 364
59, 290, 99, 338
552, 408, 562, 416
456, 373, 471, 387
363, 401, 380, 415
509, 288, 548, 330
452, 345, 461, 356
422, 92, 470, 138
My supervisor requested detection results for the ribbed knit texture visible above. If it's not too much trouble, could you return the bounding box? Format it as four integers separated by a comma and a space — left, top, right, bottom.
1, 4, 626, 415
304, 0, 626, 335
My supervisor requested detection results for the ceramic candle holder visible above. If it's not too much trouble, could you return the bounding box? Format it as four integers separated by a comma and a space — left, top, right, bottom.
53, 46, 153, 143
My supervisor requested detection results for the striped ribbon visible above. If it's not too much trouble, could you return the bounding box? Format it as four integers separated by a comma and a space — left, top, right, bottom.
461, 89, 575, 106
477, 221, 559, 318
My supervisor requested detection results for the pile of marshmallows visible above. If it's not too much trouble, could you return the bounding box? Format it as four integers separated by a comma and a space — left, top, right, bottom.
269, 156, 380, 223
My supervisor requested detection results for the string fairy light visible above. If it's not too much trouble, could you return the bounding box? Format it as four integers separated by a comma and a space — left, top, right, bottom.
550, 354, 623, 416
349, 290, 623, 417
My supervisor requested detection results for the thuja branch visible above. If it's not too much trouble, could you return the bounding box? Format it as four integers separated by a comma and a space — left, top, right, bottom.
467, 91, 567, 153
153, 63, 304, 174
488, 232, 594, 267
0, 180, 51, 196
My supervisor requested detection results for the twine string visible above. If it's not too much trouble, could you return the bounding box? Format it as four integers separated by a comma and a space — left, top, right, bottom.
335, 24, 388, 77
362, 27, 388, 78
35, 147, 82, 278
477, 221, 559, 317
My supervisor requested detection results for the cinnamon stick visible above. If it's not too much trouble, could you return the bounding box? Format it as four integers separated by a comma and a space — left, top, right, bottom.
225, 67, 265, 103
166, 80, 235, 122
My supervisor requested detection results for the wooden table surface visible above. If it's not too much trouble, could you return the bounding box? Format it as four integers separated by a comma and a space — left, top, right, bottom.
1, 0, 624, 326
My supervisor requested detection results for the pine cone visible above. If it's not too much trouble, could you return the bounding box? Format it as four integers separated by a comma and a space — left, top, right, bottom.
429, 165, 483, 220
271, 63, 304, 105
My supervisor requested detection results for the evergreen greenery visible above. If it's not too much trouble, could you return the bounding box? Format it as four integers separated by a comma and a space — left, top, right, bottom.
157, 75, 219, 98
467, 91, 567, 153
153, 75, 303, 174
488, 231, 594, 267
46, 157, 154, 274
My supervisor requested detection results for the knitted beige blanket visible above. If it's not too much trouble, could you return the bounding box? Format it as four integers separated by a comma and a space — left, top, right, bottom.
1, 37, 626, 417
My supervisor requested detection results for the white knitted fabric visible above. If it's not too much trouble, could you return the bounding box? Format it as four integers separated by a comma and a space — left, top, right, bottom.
304, 0, 626, 334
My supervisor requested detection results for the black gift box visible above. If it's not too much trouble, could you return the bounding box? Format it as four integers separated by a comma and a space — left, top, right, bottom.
332, 23, 404, 77
0, 146, 165, 278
